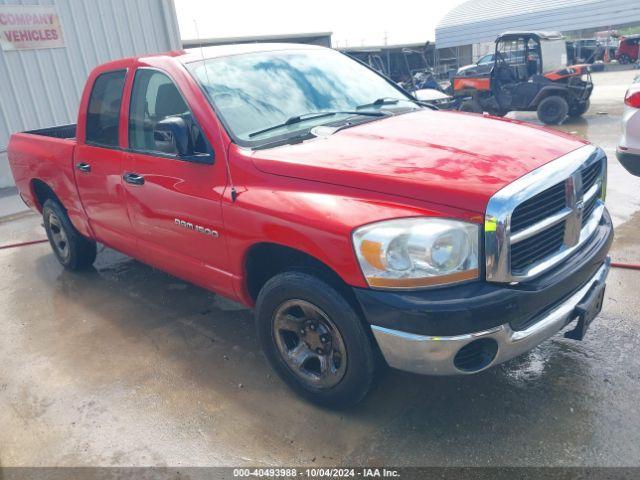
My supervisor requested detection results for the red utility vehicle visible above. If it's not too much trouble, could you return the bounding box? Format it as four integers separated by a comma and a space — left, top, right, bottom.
616, 34, 640, 64
8, 44, 613, 406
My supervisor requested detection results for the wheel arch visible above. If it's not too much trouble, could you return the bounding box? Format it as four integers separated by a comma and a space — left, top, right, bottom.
30, 178, 63, 213
243, 242, 363, 314
530, 86, 569, 107
29, 178, 94, 239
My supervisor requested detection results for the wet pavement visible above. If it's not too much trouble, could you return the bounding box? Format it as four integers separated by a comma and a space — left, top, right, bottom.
1, 69, 640, 467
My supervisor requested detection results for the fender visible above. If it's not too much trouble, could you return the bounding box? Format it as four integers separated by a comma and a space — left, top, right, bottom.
529, 86, 570, 107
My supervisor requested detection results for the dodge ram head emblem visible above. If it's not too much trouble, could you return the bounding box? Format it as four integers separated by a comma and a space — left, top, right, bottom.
174, 218, 219, 237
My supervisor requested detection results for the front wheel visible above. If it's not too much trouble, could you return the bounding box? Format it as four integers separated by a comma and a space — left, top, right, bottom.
537, 95, 569, 125
618, 54, 632, 65
569, 99, 590, 118
459, 99, 483, 113
256, 271, 376, 407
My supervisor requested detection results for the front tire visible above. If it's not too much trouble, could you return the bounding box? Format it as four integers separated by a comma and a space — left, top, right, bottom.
459, 99, 483, 113
43, 199, 97, 270
256, 271, 376, 407
569, 99, 590, 118
618, 54, 631, 65
537, 95, 569, 125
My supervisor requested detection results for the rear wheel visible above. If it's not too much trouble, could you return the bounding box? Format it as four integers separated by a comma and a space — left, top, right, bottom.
256, 271, 376, 407
459, 99, 483, 113
43, 199, 97, 270
569, 99, 590, 118
537, 95, 569, 125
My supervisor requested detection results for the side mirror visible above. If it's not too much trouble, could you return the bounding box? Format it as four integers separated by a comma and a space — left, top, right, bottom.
154, 116, 190, 156
153, 116, 214, 164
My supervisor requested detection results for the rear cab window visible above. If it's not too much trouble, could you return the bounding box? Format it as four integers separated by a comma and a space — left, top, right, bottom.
86, 69, 127, 147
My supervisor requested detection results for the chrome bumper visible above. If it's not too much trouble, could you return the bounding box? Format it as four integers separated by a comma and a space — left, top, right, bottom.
371, 258, 611, 376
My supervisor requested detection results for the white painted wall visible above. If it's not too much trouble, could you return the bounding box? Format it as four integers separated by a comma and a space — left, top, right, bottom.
0, 0, 181, 188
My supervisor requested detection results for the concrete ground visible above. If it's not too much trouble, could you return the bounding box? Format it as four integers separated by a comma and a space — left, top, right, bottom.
1, 70, 640, 468
0, 187, 29, 220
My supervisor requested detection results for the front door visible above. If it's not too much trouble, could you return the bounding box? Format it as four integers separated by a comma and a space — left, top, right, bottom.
122, 68, 230, 290
74, 69, 135, 254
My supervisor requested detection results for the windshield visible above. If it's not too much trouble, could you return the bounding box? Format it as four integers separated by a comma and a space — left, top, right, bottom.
187, 48, 414, 146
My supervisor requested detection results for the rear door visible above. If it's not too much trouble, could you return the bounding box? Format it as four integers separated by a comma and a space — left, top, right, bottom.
74, 69, 136, 253
122, 67, 229, 289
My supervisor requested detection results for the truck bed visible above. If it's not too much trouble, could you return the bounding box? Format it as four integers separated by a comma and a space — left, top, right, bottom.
7, 127, 85, 232
25, 124, 77, 140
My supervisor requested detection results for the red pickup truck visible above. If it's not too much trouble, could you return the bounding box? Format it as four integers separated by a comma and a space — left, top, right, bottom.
8, 44, 612, 406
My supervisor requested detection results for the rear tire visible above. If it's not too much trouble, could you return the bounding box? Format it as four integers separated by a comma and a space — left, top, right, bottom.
537, 95, 569, 125
256, 271, 376, 407
569, 99, 590, 118
459, 99, 483, 113
43, 199, 97, 270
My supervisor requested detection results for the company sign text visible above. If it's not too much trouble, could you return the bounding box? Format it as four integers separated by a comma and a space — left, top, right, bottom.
0, 5, 65, 51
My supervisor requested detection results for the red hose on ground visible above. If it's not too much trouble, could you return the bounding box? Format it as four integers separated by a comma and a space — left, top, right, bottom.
1, 238, 640, 271
0, 239, 48, 250
611, 262, 640, 271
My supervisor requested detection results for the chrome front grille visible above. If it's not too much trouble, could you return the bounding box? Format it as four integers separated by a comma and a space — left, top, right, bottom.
485, 145, 607, 283
510, 221, 565, 274
510, 181, 566, 233
581, 160, 603, 228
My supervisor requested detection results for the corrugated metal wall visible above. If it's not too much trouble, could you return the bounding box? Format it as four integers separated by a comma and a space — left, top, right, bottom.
0, 0, 181, 188
436, 0, 640, 49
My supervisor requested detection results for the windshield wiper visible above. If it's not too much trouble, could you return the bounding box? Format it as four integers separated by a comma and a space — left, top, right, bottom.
356, 97, 435, 110
355, 97, 406, 110
248, 110, 386, 138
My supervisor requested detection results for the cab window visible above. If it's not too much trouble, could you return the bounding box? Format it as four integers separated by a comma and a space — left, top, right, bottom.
86, 70, 126, 147
128, 69, 208, 156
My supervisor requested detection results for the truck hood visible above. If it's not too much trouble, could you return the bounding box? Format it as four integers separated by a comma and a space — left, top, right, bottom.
250, 110, 587, 214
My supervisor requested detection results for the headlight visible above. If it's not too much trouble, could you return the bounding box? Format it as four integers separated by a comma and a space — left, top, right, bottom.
352, 218, 479, 289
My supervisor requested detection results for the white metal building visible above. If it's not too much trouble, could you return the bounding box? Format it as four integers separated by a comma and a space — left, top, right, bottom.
436, 0, 640, 68
0, 0, 181, 188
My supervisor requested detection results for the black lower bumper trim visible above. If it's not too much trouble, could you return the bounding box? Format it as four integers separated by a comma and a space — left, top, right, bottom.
354, 210, 613, 337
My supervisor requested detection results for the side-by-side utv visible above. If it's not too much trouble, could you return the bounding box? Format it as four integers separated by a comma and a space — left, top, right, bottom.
453, 31, 593, 124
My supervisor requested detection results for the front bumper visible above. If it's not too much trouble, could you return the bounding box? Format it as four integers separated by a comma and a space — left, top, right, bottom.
370, 258, 609, 375
355, 209, 613, 376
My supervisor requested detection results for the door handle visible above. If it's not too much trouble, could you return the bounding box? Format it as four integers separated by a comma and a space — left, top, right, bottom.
75, 162, 91, 173
123, 172, 145, 185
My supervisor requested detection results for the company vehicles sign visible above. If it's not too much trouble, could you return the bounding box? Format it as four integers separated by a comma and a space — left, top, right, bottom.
0, 5, 64, 51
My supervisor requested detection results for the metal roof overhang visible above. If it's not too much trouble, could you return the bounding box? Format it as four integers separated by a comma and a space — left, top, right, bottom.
436, 0, 640, 48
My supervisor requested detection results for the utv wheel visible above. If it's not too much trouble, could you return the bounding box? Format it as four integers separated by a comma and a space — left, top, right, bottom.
256, 271, 376, 407
569, 99, 590, 118
537, 95, 569, 125
618, 54, 631, 65
459, 99, 483, 113
43, 199, 97, 270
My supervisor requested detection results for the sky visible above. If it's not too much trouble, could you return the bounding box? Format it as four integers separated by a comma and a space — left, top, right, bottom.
174, 0, 469, 47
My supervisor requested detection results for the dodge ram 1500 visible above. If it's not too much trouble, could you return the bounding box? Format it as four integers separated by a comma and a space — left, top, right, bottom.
8, 44, 613, 406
